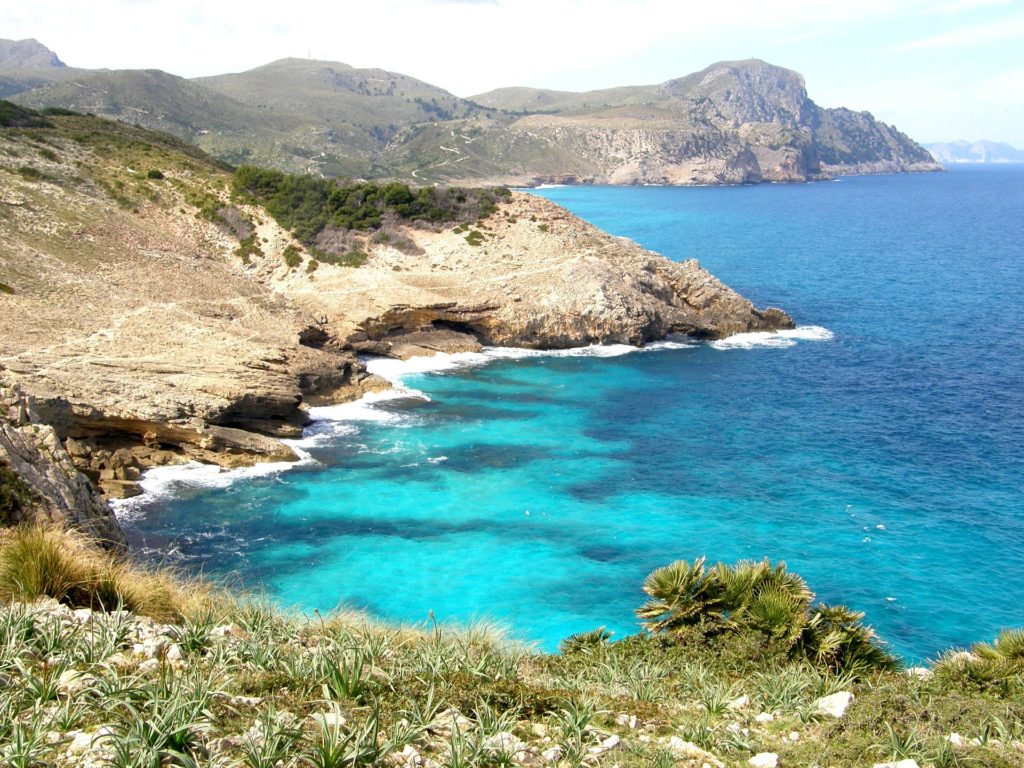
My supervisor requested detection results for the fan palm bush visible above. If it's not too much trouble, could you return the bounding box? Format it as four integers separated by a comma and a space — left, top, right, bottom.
637, 557, 896, 674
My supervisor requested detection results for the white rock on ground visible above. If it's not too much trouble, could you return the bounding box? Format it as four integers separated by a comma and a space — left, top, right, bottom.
815, 691, 855, 718
309, 711, 346, 729
728, 694, 750, 710
664, 737, 725, 768
748, 753, 778, 768
540, 745, 563, 764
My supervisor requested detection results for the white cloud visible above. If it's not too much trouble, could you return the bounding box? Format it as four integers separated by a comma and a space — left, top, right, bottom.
895, 12, 1024, 50
931, 0, 1015, 14
977, 67, 1024, 104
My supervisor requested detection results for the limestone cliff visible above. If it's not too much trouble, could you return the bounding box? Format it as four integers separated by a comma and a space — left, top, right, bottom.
1, 380, 125, 546
391, 60, 941, 186
0, 109, 791, 506
271, 193, 791, 357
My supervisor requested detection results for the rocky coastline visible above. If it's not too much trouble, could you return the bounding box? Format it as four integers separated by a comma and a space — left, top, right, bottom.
0, 113, 793, 538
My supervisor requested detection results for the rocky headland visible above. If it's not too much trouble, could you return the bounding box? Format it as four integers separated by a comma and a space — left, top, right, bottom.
0, 107, 791, 522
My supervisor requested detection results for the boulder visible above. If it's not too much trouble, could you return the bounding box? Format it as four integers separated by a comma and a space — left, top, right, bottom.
815, 691, 854, 718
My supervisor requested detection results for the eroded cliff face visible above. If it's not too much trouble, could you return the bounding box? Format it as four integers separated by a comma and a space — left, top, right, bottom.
0, 380, 125, 546
429, 60, 941, 187
0, 113, 792, 508
271, 193, 791, 358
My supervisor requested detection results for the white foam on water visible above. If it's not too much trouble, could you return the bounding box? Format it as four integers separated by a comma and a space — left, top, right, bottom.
363, 338, 699, 387
111, 447, 313, 521
306, 387, 428, 425
114, 328, 825, 514
709, 325, 834, 351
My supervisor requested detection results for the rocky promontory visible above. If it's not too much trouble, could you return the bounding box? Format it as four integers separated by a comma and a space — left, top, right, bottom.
0, 108, 791, 519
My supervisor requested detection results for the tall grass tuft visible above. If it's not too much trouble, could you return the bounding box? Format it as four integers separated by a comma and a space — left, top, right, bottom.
0, 525, 220, 620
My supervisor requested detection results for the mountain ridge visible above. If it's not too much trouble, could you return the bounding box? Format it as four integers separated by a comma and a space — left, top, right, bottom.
1, 43, 940, 185
0, 38, 66, 69
925, 139, 1024, 164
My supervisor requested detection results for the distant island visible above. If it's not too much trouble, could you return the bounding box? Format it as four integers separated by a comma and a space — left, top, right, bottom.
0, 38, 940, 186
924, 139, 1024, 164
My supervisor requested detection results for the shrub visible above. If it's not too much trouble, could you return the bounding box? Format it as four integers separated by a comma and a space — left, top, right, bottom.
464, 230, 485, 247
0, 282, 14, 295
182, 188, 223, 223
146, 168, 165, 180
37, 147, 59, 162
39, 106, 78, 117
230, 165, 507, 251
0, 101, 51, 128
235, 234, 263, 264
17, 166, 42, 180
637, 557, 896, 674
0, 463, 34, 520
282, 243, 303, 268
537, 223, 549, 233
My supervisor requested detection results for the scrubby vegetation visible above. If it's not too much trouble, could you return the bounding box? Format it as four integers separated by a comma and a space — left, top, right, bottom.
231, 165, 511, 248
0, 463, 34, 520
0, 526, 1022, 766
0, 102, 52, 129
0, 526, 214, 620
637, 558, 897, 676
282, 244, 303, 269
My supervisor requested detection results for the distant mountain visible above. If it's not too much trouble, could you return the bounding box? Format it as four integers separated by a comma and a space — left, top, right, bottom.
458, 59, 939, 185
3, 41, 940, 185
0, 38, 65, 69
925, 140, 1024, 164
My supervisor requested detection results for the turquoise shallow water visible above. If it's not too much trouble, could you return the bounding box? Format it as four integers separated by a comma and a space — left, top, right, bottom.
120, 167, 1024, 659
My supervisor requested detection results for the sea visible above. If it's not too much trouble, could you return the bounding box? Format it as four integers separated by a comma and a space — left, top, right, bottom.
116, 165, 1024, 661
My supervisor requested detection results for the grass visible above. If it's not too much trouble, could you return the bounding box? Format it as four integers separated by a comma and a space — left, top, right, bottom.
0, 526, 216, 620
0, 525, 1022, 766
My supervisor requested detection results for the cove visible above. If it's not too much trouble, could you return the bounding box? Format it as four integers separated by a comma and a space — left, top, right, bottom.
118, 167, 1024, 659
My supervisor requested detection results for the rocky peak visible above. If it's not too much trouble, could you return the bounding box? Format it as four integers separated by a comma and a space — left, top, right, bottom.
682, 60, 812, 128
0, 39, 66, 70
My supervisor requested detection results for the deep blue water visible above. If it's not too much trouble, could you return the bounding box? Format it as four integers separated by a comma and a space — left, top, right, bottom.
120, 167, 1024, 660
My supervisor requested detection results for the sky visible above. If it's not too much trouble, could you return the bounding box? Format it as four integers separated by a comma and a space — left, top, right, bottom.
3, 0, 1023, 145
